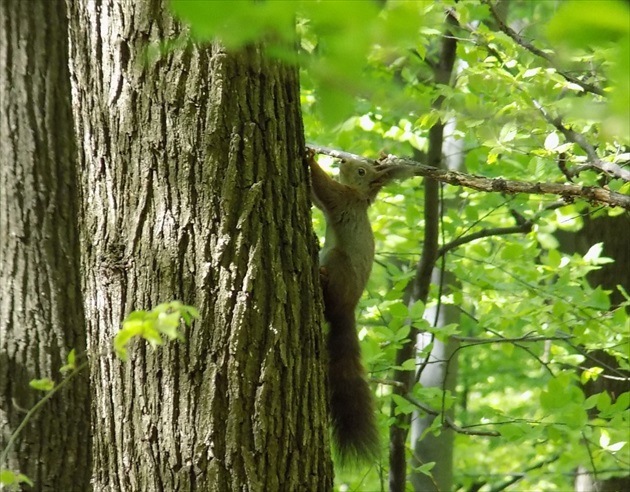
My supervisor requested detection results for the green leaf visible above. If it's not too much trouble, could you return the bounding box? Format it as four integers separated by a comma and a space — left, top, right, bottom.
417, 462, 436, 476
0, 470, 32, 487
67, 348, 76, 366
596, 391, 612, 412
391, 394, 416, 416
388, 301, 408, 319
114, 302, 197, 360
545, 248, 562, 269
499, 422, 529, 441
394, 358, 417, 372
563, 403, 588, 429
60, 348, 77, 374
408, 300, 425, 320
580, 366, 603, 384
17, 473, 33, 486
500, 242, 524, 260
499, 122, 517, 143
609, 391, 629, 412
180, 304, 200, 325
0, 469, 17, 486
548, 0, 630, 47
29, 378, 55, 392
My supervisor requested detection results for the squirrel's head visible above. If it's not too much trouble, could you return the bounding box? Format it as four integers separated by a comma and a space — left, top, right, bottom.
338, 156, 415, 204
338, 159, 375, 193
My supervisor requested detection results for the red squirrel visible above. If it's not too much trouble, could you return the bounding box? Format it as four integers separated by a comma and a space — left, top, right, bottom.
307, 149, 414, 463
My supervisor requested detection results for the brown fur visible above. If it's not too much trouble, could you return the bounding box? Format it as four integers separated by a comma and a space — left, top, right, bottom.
307, 150, 412, 463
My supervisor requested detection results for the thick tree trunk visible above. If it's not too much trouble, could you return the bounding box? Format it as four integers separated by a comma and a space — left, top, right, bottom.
0, 0, 91, 490
65, 1, 332, 490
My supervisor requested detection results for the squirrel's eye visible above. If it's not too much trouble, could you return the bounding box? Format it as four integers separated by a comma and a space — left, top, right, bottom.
357, 167, 366, 176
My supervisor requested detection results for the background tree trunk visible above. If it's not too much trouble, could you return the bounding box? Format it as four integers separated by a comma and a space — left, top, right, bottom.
408, 117, 464, 491
0, 0, 91, 489
65, 0, 332, 490
567, 215, 630, 492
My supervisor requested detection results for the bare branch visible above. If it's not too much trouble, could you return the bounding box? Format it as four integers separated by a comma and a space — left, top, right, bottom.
481, 0, 605, 97
307, 145, 630, 210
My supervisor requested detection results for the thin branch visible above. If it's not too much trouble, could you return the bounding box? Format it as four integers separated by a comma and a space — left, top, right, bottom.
438, 224, 531, 258
414, 332, 435, 382
532, 99, 630, 181
575, 366, 630, 382
481, 0, 605, 97
486, 455, 562, 492
308, 145, 630, 210
453, 334, 574, 344
438, 201, 566, 257
0, 359, 90, 467
582, 431, 600, 484
403, 394, 501, 437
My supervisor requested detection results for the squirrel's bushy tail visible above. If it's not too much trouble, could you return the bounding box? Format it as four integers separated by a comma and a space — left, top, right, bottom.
325, 306, 380, 464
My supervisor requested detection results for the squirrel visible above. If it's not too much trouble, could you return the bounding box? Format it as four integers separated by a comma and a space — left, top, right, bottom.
306, 148, 414, 464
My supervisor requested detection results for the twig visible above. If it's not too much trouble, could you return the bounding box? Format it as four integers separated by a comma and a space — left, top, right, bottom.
437, 201, 566, 258
403, 394, 500, 437
0, 359, 90, 468
438, 225, 531, 258
453, 334, 573, 344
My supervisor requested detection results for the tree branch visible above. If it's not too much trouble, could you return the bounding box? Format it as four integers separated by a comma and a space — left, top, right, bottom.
438, 225, 531, 257
307, 145, 630, 210
403, 394, 501, 437
453, 334, 573, 345
481, 0, 605, 97
532, 99, 630, 182
437, 201, 566, 258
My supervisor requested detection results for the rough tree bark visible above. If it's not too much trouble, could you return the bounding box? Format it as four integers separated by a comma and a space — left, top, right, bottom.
65, 0, 331, 490
0, 0, 91, 489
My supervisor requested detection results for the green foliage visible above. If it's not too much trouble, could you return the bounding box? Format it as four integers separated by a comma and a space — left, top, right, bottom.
1, 302, 199, 489
114, 301, 198, 361
171, 0, 630, 489
0, 470, 33, 491
27, 379, 55, 392
547, 0, 630, 138
0, 348, 89, 489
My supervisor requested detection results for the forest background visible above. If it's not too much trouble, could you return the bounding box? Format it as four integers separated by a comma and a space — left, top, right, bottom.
1, 1, 629, 491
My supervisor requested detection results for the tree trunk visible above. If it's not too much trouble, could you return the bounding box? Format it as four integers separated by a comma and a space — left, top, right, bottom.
65, 0, 332, 490
409, 117, 464, 492
0, 0, 91, 490
569, 215, 630, 492
409, 282, 459, 492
